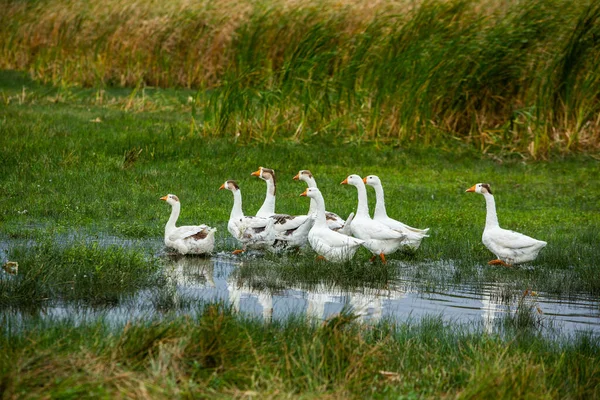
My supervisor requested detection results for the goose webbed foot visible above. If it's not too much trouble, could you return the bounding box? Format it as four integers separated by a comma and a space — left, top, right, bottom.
369, 254, 387, 264
488, 259, 512, 268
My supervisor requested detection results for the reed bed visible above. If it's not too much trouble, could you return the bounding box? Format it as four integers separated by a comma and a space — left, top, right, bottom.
1, 0, 600, 155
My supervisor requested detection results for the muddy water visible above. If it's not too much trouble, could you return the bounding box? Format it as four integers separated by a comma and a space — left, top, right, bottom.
2, 238, 599, 336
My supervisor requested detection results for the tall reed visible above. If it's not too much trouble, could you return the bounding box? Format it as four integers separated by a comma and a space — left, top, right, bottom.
1, 0, 599, 154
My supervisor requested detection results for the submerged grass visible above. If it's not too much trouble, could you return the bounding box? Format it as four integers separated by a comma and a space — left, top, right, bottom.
0, 240, 163, 308
0, 306, 599, 398
235, 252, 400, 293
1, 0, 600, 154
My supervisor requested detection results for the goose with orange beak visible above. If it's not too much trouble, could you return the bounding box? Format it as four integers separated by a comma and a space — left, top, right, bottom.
466, 183, 547, 266
341, 175, 406, 263
219, 180, 275, 254
293, 169, 354, 235
363, 175, 429, 250
300, 187, 364, 262
160, 194, 216, 255
251, 166, 312, 249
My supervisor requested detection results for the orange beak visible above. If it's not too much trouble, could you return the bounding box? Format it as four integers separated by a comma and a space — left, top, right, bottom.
341, 178, 348, 185
219, 184, 225, 190
293, 173, 300, 180
160, 195, 168, 201
250, 168, 262, 177
465, 185, 476, 193
362, 177, 367, 183
300, 189, 308, 197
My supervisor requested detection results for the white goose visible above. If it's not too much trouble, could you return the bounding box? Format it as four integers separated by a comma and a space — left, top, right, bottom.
363, 175, 429, 250
341, 175, 407, 263
219, 180, 275, 254
251, 166, 312, 249
466, 183, 547, 266
293, 169, 354, 234
160, 194, 216, 255
300, 187, 365, 262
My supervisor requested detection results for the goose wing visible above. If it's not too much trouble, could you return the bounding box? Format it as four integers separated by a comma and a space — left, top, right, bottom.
488, 228, 545, 249
237, 216, 274, 237
270, 214, 310, 231
384, 217, 430, 236
324, 212, 345, 230
320, 230, 364, 247
240, 216, 272, 229
359, 219, 405, 240
337, 212, 354, 235
168, 225, 212, 241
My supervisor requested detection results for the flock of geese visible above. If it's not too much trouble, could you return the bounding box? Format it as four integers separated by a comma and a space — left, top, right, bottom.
161, 167, 547, 266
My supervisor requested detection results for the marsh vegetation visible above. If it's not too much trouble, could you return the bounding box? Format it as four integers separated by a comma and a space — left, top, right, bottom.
1, 0, 600, 155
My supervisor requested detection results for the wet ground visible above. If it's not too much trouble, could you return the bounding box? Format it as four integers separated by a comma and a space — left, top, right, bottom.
2, 237, 599, 337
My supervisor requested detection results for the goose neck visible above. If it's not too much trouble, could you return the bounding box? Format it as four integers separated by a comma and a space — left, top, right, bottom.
354, 182, 371, 217
256, 178, 276, 217
372, 184, 388, 219
305, 177, 317, 188
166, 202, 180, 233
312, 193, 328, 227
483, 193, 499, 228
308, 198, 318, 216
230, 190, 244, 220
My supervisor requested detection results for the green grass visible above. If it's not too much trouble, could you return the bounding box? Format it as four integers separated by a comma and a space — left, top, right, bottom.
1, 240, 163, 308
1, 0, 600, 154
0, 70, 599, 300
0, 306, 599, 398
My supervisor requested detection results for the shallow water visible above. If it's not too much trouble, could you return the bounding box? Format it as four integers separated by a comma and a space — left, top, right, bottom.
170, 256, 599, 336
2, 245, 599, 337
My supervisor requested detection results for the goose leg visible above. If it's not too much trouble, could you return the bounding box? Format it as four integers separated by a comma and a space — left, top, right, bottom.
380, 253, 387, 264
488, 259, 512, 268
316, 255, 326, 261
369, 255, 377, 262
232, 249, 245, 255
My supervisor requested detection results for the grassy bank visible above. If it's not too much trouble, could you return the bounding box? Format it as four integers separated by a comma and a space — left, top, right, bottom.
1, 0, 600, 154
1, 306, 599, 398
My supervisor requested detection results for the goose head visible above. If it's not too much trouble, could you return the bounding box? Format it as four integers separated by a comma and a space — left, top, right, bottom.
466, 183, 493, 195
300, 187, 320, 199
160, 194, 180, 206
293, 169, 314, 184
251, 166, 276, 182
251, 166, 276, 195
363, 175, 382, 187
340, 174, 364, 187
219, 180, 240, 192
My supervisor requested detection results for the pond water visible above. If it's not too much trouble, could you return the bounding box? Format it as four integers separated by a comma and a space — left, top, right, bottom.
2, 243, 599, 337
